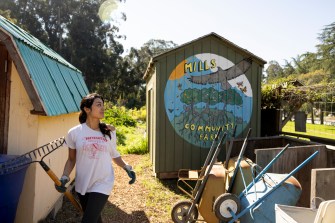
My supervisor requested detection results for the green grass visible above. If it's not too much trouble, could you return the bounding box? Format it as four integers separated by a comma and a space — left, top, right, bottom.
135, 154, 188, 221
116, 122, 148, 155
282, 121, 335, 139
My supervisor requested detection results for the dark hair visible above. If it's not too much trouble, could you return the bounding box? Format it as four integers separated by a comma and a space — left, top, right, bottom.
79, 93, 111, 139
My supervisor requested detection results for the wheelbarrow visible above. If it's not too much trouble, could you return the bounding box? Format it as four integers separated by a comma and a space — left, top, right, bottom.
171, 128, 319, 223
214, 146, 319, 223
171, 126, 227, 223
171, 127, 252, 223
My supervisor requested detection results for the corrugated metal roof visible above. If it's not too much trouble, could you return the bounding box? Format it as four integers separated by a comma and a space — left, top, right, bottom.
154, 32, 267, 64
144, 32, 268, 80
0, 15, 89, 116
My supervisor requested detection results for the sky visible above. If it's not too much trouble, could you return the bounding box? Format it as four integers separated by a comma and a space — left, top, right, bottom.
109, 0, 334, 67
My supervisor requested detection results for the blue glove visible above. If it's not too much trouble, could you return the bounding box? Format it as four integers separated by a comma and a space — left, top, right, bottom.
55, 175, 70, 193
124, 165, 136, 184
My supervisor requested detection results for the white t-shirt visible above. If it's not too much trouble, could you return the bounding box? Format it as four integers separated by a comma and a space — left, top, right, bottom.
65, 123, 120, 195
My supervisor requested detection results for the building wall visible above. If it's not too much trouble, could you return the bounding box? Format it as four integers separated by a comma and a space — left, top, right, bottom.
32, 114, 78, 222
146, 70, 157, 173
7, 62, 38, 156
7, 61, 79, 222
148, 35, 264, 177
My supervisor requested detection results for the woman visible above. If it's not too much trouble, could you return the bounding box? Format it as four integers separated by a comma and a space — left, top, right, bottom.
56, 93, 136, 223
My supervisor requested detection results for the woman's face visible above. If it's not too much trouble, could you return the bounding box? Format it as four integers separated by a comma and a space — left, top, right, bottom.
86, 98, 104, 119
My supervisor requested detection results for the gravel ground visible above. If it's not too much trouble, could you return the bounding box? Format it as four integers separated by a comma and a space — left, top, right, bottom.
41, 154, 186, 223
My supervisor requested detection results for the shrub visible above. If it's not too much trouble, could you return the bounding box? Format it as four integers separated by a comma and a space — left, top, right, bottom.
103, 104, 137, 127
103, 104, 148, 154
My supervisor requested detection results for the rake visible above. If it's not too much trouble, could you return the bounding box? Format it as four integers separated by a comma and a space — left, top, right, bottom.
0, 137, 82, 212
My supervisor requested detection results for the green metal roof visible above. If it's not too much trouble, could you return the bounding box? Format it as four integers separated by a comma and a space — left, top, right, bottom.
0, 15, 89, 116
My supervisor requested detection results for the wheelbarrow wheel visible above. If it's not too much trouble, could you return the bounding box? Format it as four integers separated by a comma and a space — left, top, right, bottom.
171, 200, 198, 223
214, 193, 241, 222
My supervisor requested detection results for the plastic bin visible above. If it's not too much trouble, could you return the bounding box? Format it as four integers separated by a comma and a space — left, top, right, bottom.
0, 155, 31, 223
275, 204, 317, 223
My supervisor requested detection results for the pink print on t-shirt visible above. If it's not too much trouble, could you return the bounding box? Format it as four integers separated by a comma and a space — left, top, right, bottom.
82, 137, 108, 159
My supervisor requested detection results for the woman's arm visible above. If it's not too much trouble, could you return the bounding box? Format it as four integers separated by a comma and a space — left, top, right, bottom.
112, 156, 127, 168
113, 156, 136, 184
62, 148, 76, 177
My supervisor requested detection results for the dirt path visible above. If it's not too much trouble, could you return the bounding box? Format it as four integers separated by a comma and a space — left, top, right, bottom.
42, 154, 186, 223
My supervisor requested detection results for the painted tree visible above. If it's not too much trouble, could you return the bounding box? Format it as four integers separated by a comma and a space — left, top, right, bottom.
181, 87, 242, 107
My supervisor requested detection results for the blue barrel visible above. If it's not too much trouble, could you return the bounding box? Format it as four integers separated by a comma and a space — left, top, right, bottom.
239, 173, 302, 223
0, 155, 31, 223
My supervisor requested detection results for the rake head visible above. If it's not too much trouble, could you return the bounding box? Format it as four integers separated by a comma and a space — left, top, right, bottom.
0, 137, 65, 175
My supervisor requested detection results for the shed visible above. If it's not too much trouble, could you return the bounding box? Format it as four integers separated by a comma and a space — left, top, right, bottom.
0, 15, 88, 222
144, 32, 267, 178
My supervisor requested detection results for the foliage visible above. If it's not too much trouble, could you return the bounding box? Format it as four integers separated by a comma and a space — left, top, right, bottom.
119, 39, 178, 108
0, 0, 146, 109
297, 70, 332, 85
261, 84, 282, 109
115, 123, 148, 155
317, 22, 335, 75
103, 104, 137, 127
261, 77, 297, 109
128, 106, 146, 122
264, 21, 335, 86
265, 60, 284, 81
0, 9, 16, 22
102, 104, 148, 154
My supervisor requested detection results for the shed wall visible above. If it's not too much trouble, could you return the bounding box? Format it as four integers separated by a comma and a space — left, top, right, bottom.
7, 62, 38, 154
146, 72, 157, 172
149, 36, 263, 177
32, 114, 78, 222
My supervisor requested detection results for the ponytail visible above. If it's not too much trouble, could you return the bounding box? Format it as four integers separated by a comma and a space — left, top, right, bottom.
79, 111, 87, 124
99, 123, 112, 139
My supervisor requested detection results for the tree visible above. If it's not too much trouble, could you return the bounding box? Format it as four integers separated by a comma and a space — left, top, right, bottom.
317, 22, 335, 75
0, 0, 50, 42
265, 60, 283, 80
0, 9, 17, 23
282, 60, 296, 77
117, 39, 178, 108
1, 0, 127, 95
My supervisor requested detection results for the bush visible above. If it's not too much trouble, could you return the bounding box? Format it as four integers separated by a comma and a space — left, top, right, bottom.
128, 106, 146, 123
103, 104, 137, 127
118, 137, 148, 155
103, 104, 148, 154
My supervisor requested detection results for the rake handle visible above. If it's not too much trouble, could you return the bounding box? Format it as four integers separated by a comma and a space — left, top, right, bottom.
39, 161, 83, 213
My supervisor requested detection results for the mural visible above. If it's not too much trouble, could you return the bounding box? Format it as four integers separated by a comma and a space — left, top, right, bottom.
164, 53, 253, 148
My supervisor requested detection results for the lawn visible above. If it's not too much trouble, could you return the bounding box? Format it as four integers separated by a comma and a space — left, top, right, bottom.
282, 121, 335, 139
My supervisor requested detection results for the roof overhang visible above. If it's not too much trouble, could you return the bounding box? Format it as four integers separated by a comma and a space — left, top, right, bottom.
143, 32, 268, 80
0, 28, 46, 115
143, 57, 155, 81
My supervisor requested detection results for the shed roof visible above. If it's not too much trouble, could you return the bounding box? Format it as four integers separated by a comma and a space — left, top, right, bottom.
0, 15, 89, 116
144, 32, 267, 80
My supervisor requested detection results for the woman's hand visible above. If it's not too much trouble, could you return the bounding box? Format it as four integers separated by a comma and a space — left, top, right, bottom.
124, 164, 136, 184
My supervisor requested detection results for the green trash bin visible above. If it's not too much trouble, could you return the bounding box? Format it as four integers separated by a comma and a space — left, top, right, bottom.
0, 155, 31, 223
